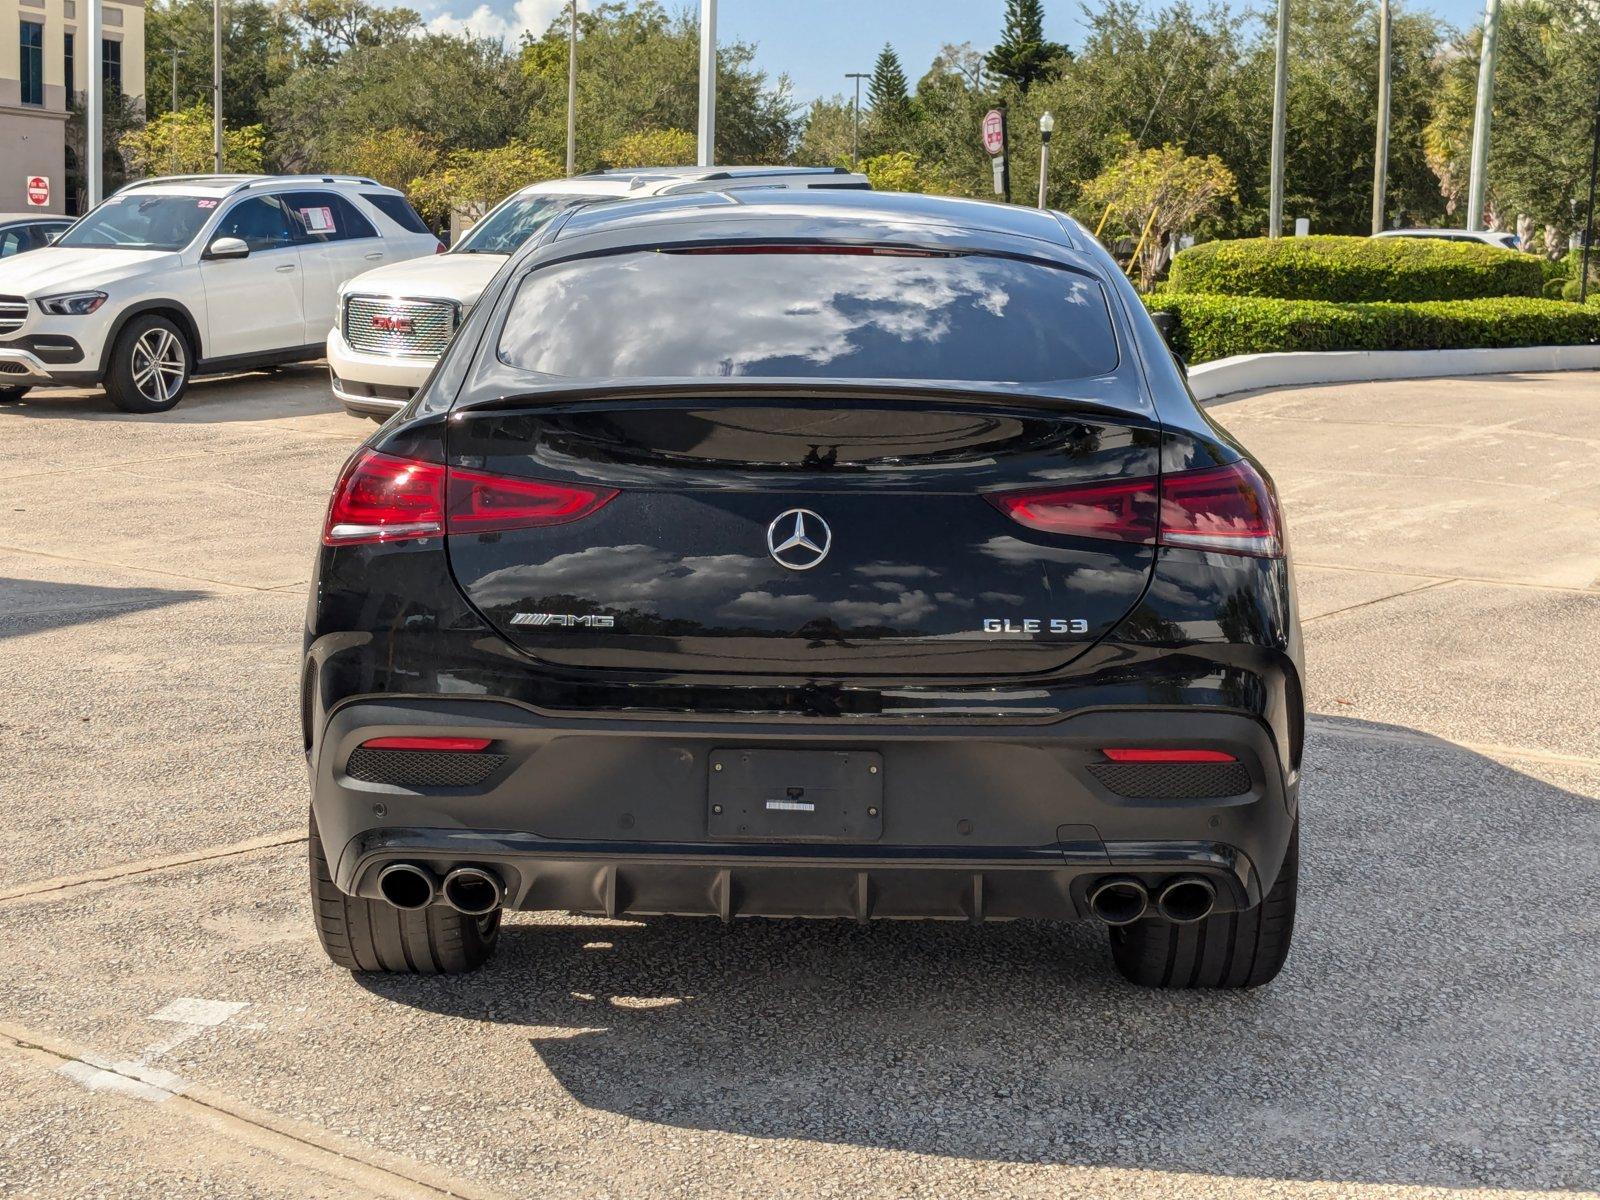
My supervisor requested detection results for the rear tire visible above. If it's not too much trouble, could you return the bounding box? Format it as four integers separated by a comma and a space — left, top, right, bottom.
308, 810, 500, 974
0, 385, 30, 403
1108, 819, 1298, 989
103, 315, 192, 414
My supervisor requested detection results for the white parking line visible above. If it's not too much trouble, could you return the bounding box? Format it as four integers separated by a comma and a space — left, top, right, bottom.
56, 997, 249, 1104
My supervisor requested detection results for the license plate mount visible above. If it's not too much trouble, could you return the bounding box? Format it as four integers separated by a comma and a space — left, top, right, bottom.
706, 749, 883, 842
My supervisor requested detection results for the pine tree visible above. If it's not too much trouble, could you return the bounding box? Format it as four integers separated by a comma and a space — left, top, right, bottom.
986, 0, 1067, 91
867, 43, 910, 116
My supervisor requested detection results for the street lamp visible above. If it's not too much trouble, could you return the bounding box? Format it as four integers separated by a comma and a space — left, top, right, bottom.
845, 72, 869, 167
1037, 111, 1054, 210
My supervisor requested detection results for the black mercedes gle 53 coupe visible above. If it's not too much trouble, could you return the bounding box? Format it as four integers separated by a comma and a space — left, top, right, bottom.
303, 190, 1302, 989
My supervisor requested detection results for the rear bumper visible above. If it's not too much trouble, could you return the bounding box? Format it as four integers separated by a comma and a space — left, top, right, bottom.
311, 698, 1297, 922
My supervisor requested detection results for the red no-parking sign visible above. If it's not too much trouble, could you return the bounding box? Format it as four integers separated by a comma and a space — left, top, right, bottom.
25, 176, 50, 207
982, 110, 1005, 156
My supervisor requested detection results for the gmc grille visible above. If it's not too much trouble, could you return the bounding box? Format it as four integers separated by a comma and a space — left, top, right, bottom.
342, 295, 457, 358
0, 297, 28, 336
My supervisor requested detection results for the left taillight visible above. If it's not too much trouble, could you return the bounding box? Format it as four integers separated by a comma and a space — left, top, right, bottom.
323, 450, 445, 546
322, 449, 617, 546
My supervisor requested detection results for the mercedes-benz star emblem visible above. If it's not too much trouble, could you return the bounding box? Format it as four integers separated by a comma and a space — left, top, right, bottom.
766, 508, 832, 571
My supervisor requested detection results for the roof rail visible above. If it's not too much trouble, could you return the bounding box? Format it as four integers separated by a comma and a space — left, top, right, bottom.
112, 174, 263, 196
111, 173, 384, 200
236, 174, 384, 192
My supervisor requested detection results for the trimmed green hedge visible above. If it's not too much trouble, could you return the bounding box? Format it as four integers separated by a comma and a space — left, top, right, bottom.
1169, 235, 1544, 302
1144, 293, 1600, 364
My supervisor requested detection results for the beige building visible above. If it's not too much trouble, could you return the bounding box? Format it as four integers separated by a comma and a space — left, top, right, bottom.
1, 0, 144, 214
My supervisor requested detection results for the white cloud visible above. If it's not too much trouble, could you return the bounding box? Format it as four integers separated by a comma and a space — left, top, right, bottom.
421, 0, 575, 44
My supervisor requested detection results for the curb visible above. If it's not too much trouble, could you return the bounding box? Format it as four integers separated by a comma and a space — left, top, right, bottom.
1186, 344, 1600, 401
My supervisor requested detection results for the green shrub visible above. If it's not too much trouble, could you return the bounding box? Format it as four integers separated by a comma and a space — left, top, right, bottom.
1542, 254, 1575, 285
1563, 279, 1593, 303
1144, 293, 1600, 364
1543, 277, 1570, 299
1168, 235, 1544, 302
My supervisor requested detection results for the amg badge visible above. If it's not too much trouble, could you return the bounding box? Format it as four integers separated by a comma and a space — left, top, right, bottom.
509, 613, 615, 628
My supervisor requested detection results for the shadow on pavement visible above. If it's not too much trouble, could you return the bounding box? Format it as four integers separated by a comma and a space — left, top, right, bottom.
354, 716, 1599, 1193
0, 365, 337, 425
0, 576, 207, 639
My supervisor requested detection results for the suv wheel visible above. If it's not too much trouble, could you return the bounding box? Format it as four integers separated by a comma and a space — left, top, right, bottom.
0, 385, 30, 403
104, 315, 192, 413
1109, 819, 1298, 989
308, 810, 500, 974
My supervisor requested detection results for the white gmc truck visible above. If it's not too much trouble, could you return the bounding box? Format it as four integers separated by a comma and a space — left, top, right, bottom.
327, 165, 870, 419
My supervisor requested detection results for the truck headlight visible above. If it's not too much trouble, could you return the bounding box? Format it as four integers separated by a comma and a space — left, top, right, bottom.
37, 290, 108, 316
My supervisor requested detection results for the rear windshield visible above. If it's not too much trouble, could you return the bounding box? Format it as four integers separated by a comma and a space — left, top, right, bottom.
362, 192, 431, 235
496, 248, 1120, 383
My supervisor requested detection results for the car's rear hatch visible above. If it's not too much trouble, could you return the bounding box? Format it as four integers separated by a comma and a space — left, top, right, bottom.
443, 391, 1160, 677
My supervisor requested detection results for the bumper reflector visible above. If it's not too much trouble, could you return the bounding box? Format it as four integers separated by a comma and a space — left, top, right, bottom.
1101, 748, 1236, 763
361, 736, 493, 752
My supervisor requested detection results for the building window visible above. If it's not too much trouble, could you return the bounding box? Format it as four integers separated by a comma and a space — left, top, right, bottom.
64, 31, 75, 99
20, 21, 45, 106
102, 38, 121, 91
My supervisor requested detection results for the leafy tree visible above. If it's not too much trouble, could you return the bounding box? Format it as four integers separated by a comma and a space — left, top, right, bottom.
1425, 0, 1600, 243
857, 150, 959, 195
65, 89, 144, 208
1078, 140, 1237, 287
867, 44, 911, 115
334, 128, 441, 196
985, 0, 1066, 91
601, 129, 698, 168
794, 97, 859, 167
279, 0, 420, 68
1253, 0, 1443, 235
120, 103, 266, 175
410, 140, 564, 222
265, 34, 529, 172
144, 0, 293, 124
518, 3, 794, 170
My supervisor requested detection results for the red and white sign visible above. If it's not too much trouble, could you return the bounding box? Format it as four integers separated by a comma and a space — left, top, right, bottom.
25, 176, 50, 207
982, 110, 1005, 156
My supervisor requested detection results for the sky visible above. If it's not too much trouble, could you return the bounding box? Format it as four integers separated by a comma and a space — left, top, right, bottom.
411, 0, 1493, 105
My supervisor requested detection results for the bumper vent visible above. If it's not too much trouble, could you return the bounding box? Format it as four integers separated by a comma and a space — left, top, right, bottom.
346, 747, 506, 788
342, 295, 457, 358
1089, 762, 1251, 800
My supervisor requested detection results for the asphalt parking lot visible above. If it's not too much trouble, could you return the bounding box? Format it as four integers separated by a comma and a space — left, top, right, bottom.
1, 366, 1597, 1199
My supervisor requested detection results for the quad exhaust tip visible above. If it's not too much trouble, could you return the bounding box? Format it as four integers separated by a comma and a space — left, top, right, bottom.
376, 862, 437, 911
1087, 877, 1149, 926
1157, 876, 1217, 924
441, 866, 505, 916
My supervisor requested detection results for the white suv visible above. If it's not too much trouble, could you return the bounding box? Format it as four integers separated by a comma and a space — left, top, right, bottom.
327, 165, 869, 419
0, 174, 440, 413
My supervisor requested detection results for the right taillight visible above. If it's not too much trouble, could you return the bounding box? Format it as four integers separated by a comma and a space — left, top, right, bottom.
987, 459, 1282, 559
322, 449, 617, 546
1157, 461, 1282, 558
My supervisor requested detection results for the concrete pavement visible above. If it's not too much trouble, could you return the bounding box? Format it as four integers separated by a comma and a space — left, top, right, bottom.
1, 369, 1596, 1198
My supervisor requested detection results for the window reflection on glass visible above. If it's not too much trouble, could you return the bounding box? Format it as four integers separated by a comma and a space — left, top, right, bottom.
498, 249, 1120, 383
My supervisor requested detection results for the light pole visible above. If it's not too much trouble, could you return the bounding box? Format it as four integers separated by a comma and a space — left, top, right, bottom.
1581, 75, 1599, 304
565, 0, 577, 176
696, 0, 716, 167
1371, 0, 1392, 235
1037, 111, 1054, 209
168, 46, 186, 173
845, 72, 868, 166
168, 45, 184, 114
1268, 0, 1289, 237
1466, 0, 1501, 231
87, 0, 102, 206
212, 0, 223, 172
